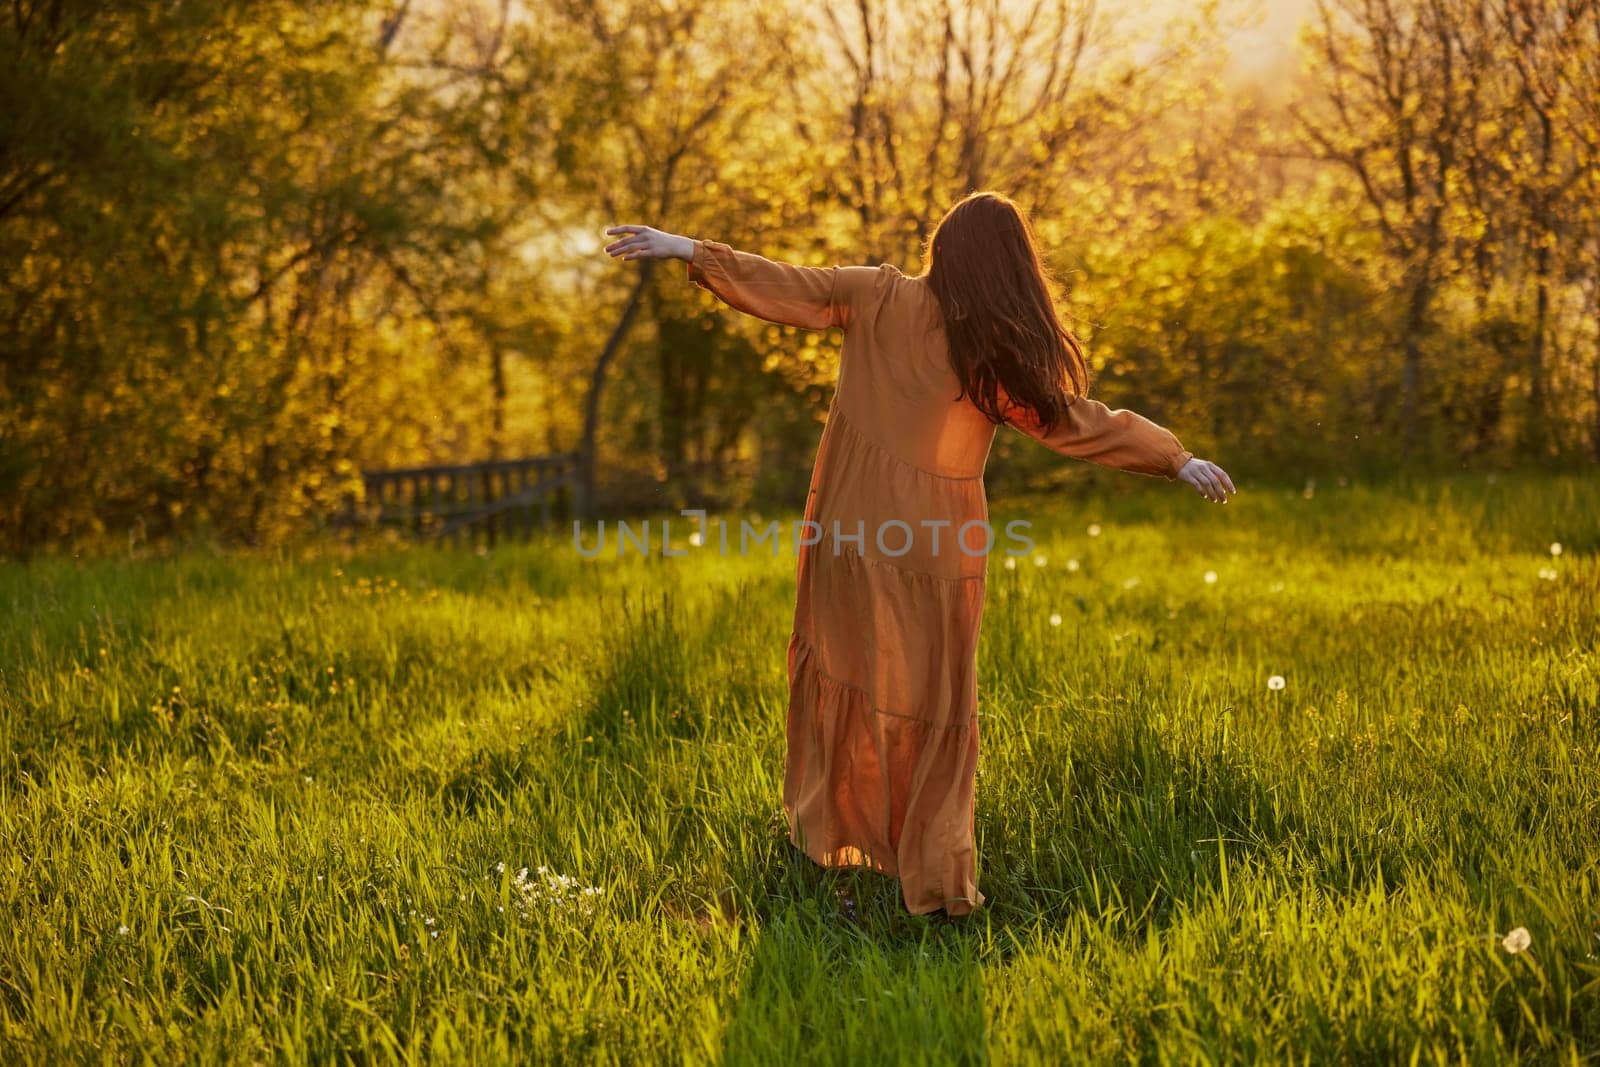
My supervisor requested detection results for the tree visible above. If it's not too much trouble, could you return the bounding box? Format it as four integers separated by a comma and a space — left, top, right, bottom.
1294, 0, 1490, 460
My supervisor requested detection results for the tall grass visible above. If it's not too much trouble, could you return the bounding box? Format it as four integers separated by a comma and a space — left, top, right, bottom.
1, 470, 1596, 1063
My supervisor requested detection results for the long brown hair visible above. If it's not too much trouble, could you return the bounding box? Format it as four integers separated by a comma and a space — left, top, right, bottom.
922, 191, 1088, 432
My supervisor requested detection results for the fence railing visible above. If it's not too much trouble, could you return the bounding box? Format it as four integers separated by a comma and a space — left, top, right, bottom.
340, 454, 583, 544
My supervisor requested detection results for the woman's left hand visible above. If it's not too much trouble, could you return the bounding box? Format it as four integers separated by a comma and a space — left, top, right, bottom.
603, 225, 694, 262
1176, 457, 1237, 502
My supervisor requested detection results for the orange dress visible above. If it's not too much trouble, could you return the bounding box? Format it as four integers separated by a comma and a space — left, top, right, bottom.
687, 239, 1194, 915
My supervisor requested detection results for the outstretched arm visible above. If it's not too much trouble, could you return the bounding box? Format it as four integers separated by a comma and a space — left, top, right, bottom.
603, 224, 882, 331
1006, 395, 1236, 502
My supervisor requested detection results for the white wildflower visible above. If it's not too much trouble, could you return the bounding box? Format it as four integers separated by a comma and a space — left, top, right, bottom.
1048, 613, 1062, 627
1267, 675, 1286, 691
1033, 554, 1047, 568
1203, 570, 1217, 584
1066, 558, 1080, 571
1548, 542, 1562, 557
1003, 557, 1016, 570
1087, 523, 1101, 537
1502, 927, 1531, 954
504, 863, 602, 918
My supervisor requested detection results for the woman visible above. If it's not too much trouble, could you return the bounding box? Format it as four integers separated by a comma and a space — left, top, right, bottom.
603, 191, 1235, 917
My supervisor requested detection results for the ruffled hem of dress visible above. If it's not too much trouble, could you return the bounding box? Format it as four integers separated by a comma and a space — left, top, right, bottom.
790, 626, 975, 729
805, 410, 996, 582
829, 405, 987, 484
785, 631, 987, 917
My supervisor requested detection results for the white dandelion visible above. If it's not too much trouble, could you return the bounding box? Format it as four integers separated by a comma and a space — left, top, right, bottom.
1066, 558, 1080, 572
1003, 557, 1017, 571
1204, 570, 1218, 584
1267, 675, 1286, 690
1087, 523, 1102, 537
1502, 926, 1531, 954
689, 530, 703, 547
116, 924, 130, 936
1538, 567, 1558, 581
1048, 613, 1062, 627
1548, 542, 1562, 557
1033, 554, 1048, 567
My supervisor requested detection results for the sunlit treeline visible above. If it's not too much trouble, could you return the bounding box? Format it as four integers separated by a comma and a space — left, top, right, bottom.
2, 0, 1596, 552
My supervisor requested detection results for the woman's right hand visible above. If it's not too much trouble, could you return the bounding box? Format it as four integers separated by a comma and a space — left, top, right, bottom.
603, 225, 695, 262
1177, 458, 1236, 503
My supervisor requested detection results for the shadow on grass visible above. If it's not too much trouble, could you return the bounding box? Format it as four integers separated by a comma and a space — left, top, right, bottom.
709, 675, 1441, 1062
974, 702, 1423, 950
717, 886, 988, 1066
414, 570, 1408, 1062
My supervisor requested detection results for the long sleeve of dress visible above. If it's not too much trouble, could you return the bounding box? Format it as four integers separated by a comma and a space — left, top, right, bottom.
686, 238, 885, 331
1008, 394, 1194, 481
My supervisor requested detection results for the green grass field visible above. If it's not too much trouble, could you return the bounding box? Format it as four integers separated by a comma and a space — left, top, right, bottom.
2, 470, 1597, 1064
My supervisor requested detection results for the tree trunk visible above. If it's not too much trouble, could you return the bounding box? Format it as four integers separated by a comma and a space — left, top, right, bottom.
1399, 275, 1432, 463
1526, 241, 1550, 458
578, 260, 656, 517
489, 341, 507, 461
1592, 283, 1600, 464
653, 287, 687, 489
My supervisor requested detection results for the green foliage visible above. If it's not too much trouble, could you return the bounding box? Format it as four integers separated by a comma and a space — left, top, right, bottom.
0, 0, 587, 551
2, 0, 1597, 554
0, 472, 1597, 1060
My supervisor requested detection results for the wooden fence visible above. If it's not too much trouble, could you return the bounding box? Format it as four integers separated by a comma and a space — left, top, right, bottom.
341, 454, 583, 544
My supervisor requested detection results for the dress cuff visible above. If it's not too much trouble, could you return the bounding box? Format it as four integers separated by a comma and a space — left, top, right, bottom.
686, 238, 724, 288
1168, 445, 1194, 481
